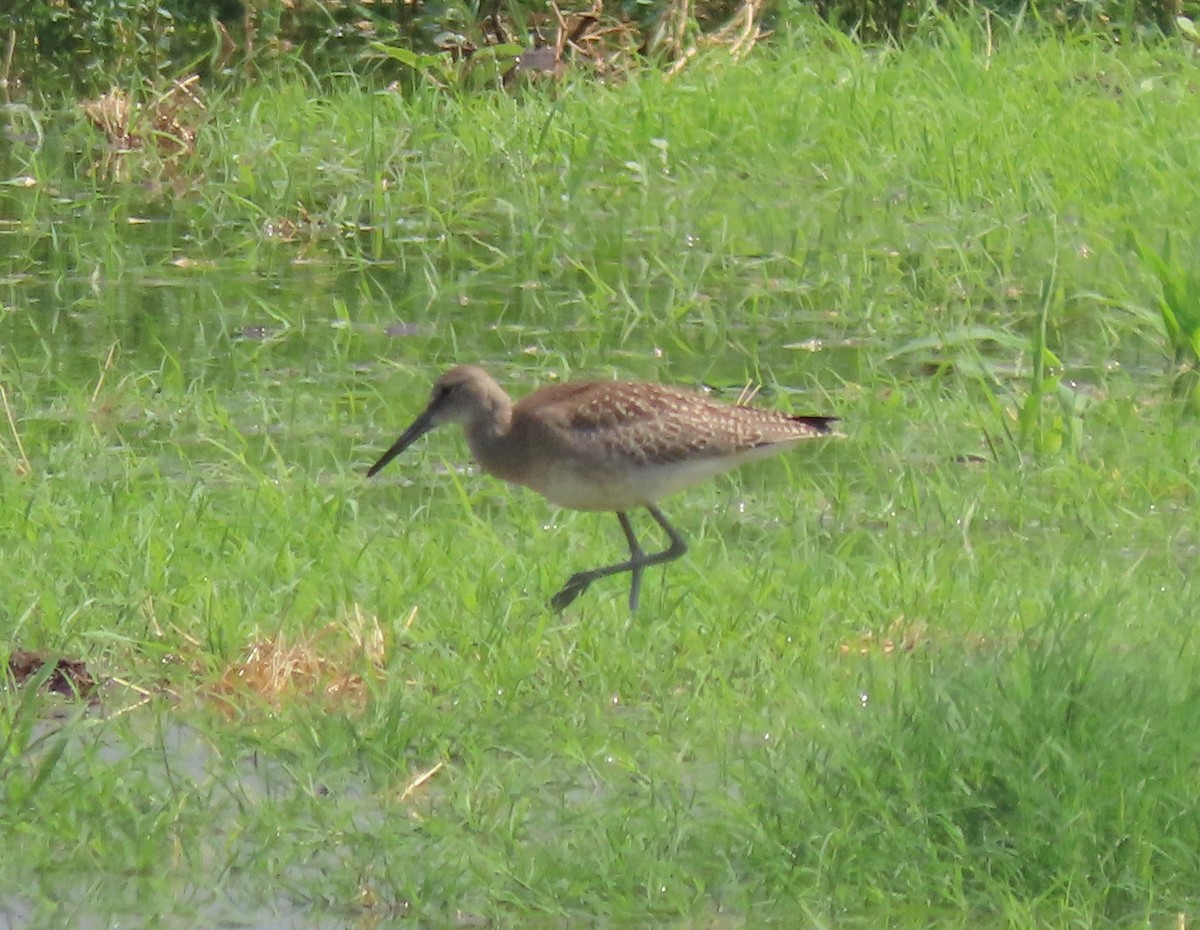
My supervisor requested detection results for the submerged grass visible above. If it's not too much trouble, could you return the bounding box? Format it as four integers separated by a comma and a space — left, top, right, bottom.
2, 16, 1200, 929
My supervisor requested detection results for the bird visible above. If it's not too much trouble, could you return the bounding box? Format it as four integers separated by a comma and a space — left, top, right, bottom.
367, 365, 837, 610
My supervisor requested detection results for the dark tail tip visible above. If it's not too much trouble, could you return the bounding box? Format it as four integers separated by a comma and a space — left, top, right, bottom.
793, 415, 839, 434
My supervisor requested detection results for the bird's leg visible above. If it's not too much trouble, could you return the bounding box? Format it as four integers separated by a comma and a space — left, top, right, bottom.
550, 505, 689, 612
617, 512, 645, 612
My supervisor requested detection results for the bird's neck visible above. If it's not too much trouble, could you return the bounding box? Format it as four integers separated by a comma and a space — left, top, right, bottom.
465, 393, 528, 482
464, 397, 513, 449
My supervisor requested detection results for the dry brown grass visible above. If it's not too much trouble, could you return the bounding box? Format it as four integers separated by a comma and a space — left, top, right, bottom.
81, 75, 205, 185
0, 383, 31, 477
663, 0, 767, 79
837, 616, 1001, 658
210, 605, 402, 714
839, 616, 928, 657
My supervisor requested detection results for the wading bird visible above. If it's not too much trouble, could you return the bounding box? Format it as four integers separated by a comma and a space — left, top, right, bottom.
368, 365, 836, 610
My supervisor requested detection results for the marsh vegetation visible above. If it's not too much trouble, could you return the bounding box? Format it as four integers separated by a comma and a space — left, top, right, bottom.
2, 2, 1200, 927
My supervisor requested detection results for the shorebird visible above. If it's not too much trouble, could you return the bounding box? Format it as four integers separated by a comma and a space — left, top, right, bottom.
368, 365, 837, 610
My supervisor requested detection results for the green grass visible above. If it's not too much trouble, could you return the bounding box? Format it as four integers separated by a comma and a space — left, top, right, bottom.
3, 16, 1200, 929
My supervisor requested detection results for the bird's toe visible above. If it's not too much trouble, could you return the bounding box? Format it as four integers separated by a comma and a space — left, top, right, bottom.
550, 572, 594, 611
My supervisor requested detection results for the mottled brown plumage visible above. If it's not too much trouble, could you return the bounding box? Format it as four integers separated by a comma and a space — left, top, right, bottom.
369, 365, 837, 610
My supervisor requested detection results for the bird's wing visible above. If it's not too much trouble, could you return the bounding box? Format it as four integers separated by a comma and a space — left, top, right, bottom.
546, 382, 825, 466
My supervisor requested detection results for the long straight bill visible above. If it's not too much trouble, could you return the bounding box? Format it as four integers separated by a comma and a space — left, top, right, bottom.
367, 409, 437, 477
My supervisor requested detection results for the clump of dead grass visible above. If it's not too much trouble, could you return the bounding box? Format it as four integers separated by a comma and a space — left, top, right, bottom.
504, 0, 640, 86
837, 616, 1000, 657
210, 605, 403, 714
839, 617, 928, 657
81, 75, 205, 186
381, 0, 766, 92
661, 0, 767, 79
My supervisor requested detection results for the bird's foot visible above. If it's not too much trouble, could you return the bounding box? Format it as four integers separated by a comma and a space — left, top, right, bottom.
550, 572, 595, 611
